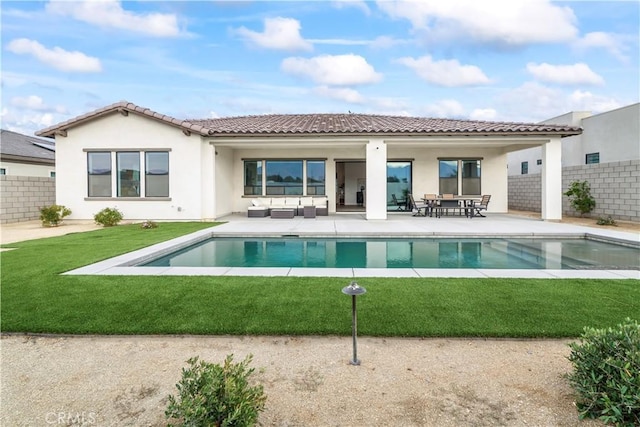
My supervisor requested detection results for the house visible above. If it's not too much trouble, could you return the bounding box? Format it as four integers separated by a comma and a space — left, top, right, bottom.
508, 103, 639, 221
1, 129, 56, 177
0, 129, 56, 224
35, 101, 581, 221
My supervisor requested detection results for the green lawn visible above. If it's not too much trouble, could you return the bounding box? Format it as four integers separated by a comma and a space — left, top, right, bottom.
1, 222, 638, 337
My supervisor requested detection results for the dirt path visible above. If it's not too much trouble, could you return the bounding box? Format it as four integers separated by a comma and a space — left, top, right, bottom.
1, 334, 602, 426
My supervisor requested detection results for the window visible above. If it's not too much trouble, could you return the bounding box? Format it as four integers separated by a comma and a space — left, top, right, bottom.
50, 171, 56, 178
438, 159, 482, 195
87, 150, 169, 198
244, 160, 325, 196
461, 160, 481, 195
244, 161, 262, 195
87, 152, 112, 197
117, 152, 140, 197
266, 160, 303, 195
536, 159, 542, 166
586, 152, 600, 164
145, 151, 169, 197
521, 161, 528, 175
0, 168, 6, 175
306, 160, 325, 195
439, 160, 459, 194
387, 161, 412, 211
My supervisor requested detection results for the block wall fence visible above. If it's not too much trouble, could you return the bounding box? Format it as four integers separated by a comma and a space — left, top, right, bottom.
508, 159, 640, 222
0, 176, 56, 224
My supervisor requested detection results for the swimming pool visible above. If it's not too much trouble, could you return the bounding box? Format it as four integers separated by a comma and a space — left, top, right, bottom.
141, 237, 640, 270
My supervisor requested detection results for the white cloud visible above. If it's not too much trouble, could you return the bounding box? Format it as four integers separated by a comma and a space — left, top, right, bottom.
234, 17, 313, 51
377, 0, 578, 47
331, 0, 371, 15
1, 107, 57, 136
314, 86, 365, 103
573, 32, 629, 62
498, 82, 622, 122
423, 99, 465, 117
45, 0, 183, 37
370, 36, 411, 49
281, 54, 382, 86
397, 55, 491, 87
526, 62, 604, 85
10, 95, 68, 114
470, 108, 498, 121
567, 90, 622, 113
6, 38, 102, 72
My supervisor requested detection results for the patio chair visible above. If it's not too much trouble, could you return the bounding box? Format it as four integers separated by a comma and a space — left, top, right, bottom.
391, 194, 407, 211
408, 194, 429, 217
473, 195, 491, 217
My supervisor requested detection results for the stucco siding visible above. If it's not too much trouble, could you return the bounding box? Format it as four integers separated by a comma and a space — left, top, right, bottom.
0, 161, 55, 178
55, 112, 205, 220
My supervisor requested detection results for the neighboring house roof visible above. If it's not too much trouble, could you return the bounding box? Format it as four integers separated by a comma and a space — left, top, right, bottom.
36, 100, 583, 139
0, 129, 55, 165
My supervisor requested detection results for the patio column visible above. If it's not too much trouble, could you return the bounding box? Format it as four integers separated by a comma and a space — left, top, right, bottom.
366, 139, 387, 220
541, 137, 562, 220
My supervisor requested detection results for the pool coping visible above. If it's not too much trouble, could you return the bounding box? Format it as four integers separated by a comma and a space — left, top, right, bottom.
63, 226, 640, 279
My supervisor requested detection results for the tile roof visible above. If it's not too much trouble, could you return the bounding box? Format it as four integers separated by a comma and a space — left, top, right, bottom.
36, 101, 582, 138
1, 129, 55, 163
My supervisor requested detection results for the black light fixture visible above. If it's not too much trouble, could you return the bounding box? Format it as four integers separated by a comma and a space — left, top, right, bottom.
342, 281, 367, 365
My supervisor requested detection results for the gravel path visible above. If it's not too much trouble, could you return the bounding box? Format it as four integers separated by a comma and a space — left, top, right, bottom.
1, 334, 602, 426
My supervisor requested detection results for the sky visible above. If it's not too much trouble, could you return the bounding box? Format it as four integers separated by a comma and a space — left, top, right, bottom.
1, 0, 639, 137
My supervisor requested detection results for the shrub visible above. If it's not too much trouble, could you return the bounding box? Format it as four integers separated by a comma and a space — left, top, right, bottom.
39, 204, 71, 227
140, 220, 158, 229
93, 207, 123, 227
564, 180, 596, 216
597, 216, 617, 226
567, 318, 639, 426
166, 354, 266, 427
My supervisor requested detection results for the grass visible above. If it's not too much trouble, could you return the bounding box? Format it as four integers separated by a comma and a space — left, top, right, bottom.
1, 222, 639, 337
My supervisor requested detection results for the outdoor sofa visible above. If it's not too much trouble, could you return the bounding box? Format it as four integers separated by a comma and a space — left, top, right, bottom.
248, 196, 329, 217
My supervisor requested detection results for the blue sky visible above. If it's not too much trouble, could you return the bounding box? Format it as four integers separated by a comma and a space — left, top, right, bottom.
2, 0, 638, 136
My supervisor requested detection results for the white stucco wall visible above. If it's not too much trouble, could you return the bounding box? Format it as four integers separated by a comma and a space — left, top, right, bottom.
507, 103, 639, 175
0, 161, 55, 177
55, 112, 205, 220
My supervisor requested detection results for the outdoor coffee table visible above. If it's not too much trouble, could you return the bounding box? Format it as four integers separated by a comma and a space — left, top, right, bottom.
271, 208, 295, 219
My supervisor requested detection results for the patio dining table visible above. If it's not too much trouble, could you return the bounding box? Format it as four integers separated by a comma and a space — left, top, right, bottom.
421, 196, 482, 218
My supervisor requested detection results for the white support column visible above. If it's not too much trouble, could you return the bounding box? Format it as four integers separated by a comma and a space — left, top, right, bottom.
366, 139, 387, 220
541, 137, 562, 220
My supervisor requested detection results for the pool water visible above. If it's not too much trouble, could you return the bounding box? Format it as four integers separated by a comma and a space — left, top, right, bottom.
142, 237, 640, 270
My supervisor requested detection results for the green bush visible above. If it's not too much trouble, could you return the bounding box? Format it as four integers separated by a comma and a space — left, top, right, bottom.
567, 318, 639, 426
564, 180, 596, 216
39, 204, 71, 227
93, 207, 123, 227
597, 216, 617, 226
166, 355, 266, 427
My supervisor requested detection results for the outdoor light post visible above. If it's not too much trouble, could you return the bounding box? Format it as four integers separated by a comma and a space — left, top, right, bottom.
342, 281, 367, 366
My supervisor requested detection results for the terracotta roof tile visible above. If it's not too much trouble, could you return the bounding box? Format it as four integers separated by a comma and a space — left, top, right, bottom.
36, 101, 582, 138
189, 113, 582, 136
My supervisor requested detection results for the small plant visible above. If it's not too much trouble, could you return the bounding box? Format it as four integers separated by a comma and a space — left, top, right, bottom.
93, 207, 123, 227
567, 318, 639, 426
140, 220, 158, 229
596, 215, 617, 226
166, 354, 266, 427
39, 204, 71, 227
564, 180, 596, 216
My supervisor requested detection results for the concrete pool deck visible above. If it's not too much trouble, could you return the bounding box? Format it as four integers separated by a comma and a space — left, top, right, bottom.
45, 212, 639, 279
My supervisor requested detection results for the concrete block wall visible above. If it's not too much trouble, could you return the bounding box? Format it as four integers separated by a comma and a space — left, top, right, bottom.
0, 176, 56, 224
508, 159, 640, 222
508, 174, 541, 212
